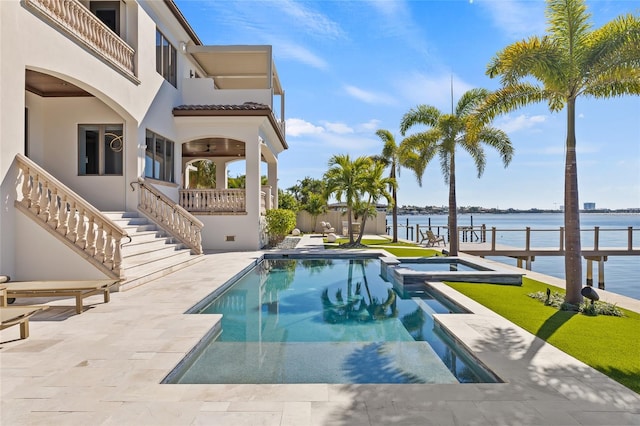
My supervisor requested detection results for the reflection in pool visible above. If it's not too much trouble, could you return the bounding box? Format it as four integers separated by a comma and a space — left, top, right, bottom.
167, 258, 499, 385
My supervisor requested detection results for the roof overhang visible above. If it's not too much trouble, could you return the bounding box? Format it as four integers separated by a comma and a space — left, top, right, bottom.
186, 45, 283, 95
173, 104, 288, 150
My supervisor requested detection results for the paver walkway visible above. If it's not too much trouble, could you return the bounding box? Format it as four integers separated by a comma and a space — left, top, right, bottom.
1, 235, 639, 425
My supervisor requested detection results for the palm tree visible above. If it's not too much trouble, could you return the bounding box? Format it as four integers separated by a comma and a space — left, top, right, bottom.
373, 129, 402, 243
400, 88, 514, 256
324, 154, 369, 244
480, 0, 640, 305
188, 160, 216, 188
304, 192, 327, 232
353, 160, 394, 245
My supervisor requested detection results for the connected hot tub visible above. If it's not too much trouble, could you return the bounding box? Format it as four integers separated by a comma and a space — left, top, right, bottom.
381, 256, 523, 288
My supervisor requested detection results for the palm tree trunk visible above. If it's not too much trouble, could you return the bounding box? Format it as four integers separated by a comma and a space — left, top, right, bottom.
564, 97, 583, 305
391, 167, 398, 243
347, 207, 354, 244
448, 152, 459, 256
355, 197, 372, 245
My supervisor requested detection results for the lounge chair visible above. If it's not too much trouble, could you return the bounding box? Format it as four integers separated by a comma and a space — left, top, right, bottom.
4, 279, 118, 314
1, 305, 49, 339
420, 230, 445, 247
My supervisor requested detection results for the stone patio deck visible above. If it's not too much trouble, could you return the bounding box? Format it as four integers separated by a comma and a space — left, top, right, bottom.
1, 234, 639, 425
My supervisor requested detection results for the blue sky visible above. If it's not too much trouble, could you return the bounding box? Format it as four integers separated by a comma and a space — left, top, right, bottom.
175, 0, 640, 210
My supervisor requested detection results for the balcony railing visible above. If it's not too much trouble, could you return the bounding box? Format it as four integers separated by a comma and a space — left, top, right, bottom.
179, 188, 275, 215
25, 0, 135, 79
180, 189, 247, 214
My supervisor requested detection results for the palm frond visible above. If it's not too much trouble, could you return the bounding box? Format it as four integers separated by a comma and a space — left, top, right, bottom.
438, 150, 450, 184
476, 127, 514, 167
546, 0, 592, 54
400, 105, 441, 135
487, 36, 565, 87
455, 88, 490, 117
477, 83, 550, 123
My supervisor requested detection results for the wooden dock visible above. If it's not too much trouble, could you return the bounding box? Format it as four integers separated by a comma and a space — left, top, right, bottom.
421, 225, 640, 289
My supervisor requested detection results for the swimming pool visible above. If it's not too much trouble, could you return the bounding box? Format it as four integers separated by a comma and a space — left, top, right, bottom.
164, 256, 500, 385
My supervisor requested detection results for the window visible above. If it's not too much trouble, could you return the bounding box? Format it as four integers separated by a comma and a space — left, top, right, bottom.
78, 124, 123, 175
145, 130, 174, 182
156, 30, 177, 87
90, 1, 120, 35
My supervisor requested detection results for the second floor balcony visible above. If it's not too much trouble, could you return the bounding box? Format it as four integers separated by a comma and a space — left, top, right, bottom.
25, 0, 136, 80
182, 45, 285, 136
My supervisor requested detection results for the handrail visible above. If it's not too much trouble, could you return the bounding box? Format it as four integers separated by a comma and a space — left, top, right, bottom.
15, 153, 127, 278
25, 0, 136, 78
136, 179, 203, 254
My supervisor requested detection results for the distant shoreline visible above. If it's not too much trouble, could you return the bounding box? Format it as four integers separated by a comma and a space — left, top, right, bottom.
396, 208, 640, 215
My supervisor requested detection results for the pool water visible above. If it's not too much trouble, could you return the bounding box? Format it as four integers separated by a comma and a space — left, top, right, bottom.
398, 261, 480, 272
167, 258, 498, 385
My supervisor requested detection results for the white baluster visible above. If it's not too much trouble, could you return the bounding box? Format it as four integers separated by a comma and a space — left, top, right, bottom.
76, 208, 88, 249
29, 174, 41, 214
20, 166, 31, 208
113, 236, 123, 274
104, 231, 114, 267
95, 223, 106, 263
85, 215, 96, 255
49, 187, 60, 228
57, 194, 70, 236
38, 180, 51, 222
68, 201, 78, 242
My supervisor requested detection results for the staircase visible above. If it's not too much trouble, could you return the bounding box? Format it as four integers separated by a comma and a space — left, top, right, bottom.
105, 211, 203, 291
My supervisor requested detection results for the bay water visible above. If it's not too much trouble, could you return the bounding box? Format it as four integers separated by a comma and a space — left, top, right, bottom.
387, 213, 640, 300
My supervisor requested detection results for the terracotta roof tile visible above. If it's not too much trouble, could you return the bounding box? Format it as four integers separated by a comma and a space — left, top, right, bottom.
173, 102, 270, 111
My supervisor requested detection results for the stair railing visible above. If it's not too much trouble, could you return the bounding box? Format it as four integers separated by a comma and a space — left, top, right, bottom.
14, 154, 128, 278
134, 178, 203, 254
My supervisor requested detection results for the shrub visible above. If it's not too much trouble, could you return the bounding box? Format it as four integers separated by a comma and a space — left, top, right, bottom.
528, 290, 624, 317
265, 209, 297, 245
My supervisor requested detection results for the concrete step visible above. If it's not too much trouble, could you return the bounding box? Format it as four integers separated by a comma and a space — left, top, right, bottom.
123, 245, 190, 266
102, 211, 201, 291
118, 253, 204, 291
121, 238, 179, 256
125, 230, 170, 244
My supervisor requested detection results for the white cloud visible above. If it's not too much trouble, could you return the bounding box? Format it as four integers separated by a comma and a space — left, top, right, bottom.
344, 85, 396, 105
288, 118, 382, 138
364, 0, 431, 57
475, 0, 546, 39
274, 0, 344, 40
322, 121, 354, 135
286, 118, 325, 137
496, 114, 547, 133
275, 40, 328, 70
395, 73, 474, 110
357, 119, 381, 132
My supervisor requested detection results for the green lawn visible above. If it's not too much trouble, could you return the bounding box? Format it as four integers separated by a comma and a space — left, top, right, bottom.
447, 278, 640, 394
324, 237, 441, 257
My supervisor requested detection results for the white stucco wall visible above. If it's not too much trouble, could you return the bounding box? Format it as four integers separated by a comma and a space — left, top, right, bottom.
14, 212, 110, 280
0, 0, 287, 275
199, 214, 264, 251
26, 94, 128, 210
